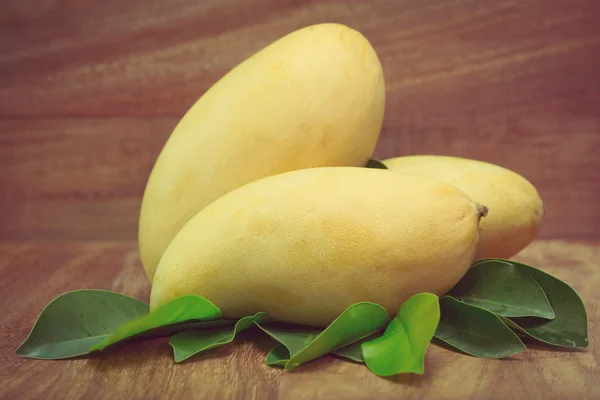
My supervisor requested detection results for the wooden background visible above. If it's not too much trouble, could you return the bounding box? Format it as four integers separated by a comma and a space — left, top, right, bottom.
1, 0, 599, 240
1, 0, 599, 399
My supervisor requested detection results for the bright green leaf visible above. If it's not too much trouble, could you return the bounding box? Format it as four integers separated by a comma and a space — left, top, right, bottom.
16, 290, 149, 359
435, 296, 526, 359
90, 295, 222, 352
256, 302, 390, 370
169, 312, 270, 362
449, 260, 555, 319
362, 293, 440, 376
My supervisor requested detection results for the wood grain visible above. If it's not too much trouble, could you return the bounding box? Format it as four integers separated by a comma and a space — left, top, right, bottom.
1, 0, 599, 240
0, 240, 598, 400
0, 118, 175, 240
1, 0, 599, 117
1, 115, 598, 240
1, 1, 598, 397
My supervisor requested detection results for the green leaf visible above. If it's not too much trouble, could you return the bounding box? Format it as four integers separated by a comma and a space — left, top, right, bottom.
90, 294, 222, 352
505, 260, 588, 348
361, 293, 440, 376
266, 335, 376, 365
266, 344, 290, 366
365, 159, 388, 169
16, 290, 149, 359
449, 260, 555, 319
331, 333, 381, 363
256, 302, 390, 370
141, 319, 238, 339
435, 296, 526, 359
169, 312, 270, 362
256, 325, 320, 366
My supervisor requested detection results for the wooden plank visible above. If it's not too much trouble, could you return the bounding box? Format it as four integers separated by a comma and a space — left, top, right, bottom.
0, 0, 598, 118
0, 240, 597, 399
0, 118, 173, 240
1, 116, 598, 240
0, 198, 142, 241
1, 0, 599, 240
0, 118, 173, 199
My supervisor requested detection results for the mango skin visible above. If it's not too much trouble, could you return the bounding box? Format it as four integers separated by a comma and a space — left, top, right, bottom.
138, 23, 386, 282
149, 167, 485, 327
383, 155, 544, 260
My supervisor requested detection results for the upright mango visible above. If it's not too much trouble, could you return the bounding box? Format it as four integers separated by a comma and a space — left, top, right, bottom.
150, 167, 487, 327
139, 23, 386, 281
383, 155, 545, 259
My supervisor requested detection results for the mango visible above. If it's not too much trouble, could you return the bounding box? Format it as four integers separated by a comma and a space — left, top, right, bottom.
383, 155, 544, 260
149, 167, 487, 327
138, 23, 386, 281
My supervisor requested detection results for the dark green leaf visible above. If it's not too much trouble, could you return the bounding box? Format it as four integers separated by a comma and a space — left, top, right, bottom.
449, 260, 555, 319
256, 302, 390, 370
16, 290, 149, 359
261, 325, 346, 365
362, 293, 440, 376
90, 295, 222, 352
266, 344, 290, 366
505, 260, 588, 348
365, 159, 388, 169
169, 312, 270, 362
257, 324, 321, 365
435, 296, 526, 359
132, 319, 237, 340
331, 333, 381, 363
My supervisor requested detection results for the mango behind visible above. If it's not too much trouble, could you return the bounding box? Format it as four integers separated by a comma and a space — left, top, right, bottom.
138, 23, 386, 281
383, 155, 544, 259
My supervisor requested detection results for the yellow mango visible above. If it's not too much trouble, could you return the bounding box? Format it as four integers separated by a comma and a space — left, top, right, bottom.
149, 167, 487, 327
138, 23, 386, 281
383, 155, 545, 260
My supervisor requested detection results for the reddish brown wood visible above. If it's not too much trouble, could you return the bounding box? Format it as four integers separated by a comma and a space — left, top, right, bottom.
1, 0, 599, 118
0, 118, 174, 240
0, 0, 599, 240
1, 115, 598, 240
0, 240, 597, 399
0, 2, 599, 396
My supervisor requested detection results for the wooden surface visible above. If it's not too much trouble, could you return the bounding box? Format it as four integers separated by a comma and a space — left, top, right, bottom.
0, 240, 597, 400
1, 0, 599, 399
1, 0, 599, 240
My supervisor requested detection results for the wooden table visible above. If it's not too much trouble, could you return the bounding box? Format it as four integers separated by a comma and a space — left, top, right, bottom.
1, 0, 600, 242
1, 0, 599, 398
0, 240, 598, 399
